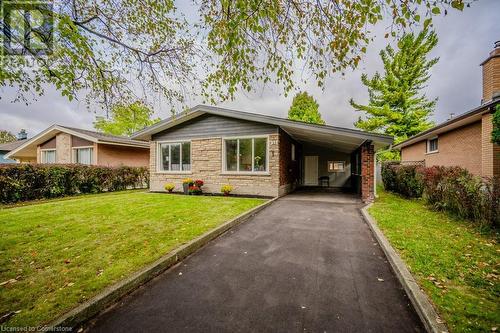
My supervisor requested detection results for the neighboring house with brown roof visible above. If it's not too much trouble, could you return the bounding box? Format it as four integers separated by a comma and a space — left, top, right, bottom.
394, 41, 500, 178
0, 139, 29, 163
6, 125, 150, 167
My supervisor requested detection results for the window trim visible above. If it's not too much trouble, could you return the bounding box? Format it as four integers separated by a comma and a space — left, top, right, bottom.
72, 146, 94, 165
328, 160, 345, 172
156, 140, 192, 174
40, 148, 56, 164
426, 136, 439, 154
221, 135, 270, 175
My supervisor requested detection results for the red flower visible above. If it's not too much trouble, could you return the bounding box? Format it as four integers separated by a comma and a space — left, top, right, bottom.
194, 179, 204, 187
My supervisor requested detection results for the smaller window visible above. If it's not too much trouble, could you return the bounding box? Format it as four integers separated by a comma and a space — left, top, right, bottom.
41, 150, 56, 164
427, 137, 438, 153
291, 144, 296, 161
328, 161, 345, 172
74, 147, 93, 165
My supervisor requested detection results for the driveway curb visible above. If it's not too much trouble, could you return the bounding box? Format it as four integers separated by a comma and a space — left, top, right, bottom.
47, 197, 278, 330
360, 204, 448, 333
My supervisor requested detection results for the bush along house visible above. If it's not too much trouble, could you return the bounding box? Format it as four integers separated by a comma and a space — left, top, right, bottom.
131, 105, 393, 202
394, 41, 500, 178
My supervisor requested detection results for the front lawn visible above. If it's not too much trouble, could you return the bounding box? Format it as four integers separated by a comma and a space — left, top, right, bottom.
369, 189, 499, 332
0, 191, 264, 327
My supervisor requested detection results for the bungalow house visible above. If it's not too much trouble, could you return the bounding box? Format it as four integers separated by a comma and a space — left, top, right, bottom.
394, 41, 500, 178
6, 125, 150, 167
131, 106, 393, 201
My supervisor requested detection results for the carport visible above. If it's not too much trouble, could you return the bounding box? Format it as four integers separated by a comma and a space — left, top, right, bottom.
278, 122, 393, 202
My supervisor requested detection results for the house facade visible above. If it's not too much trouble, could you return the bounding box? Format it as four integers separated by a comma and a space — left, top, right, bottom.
6, 125, 150, 167
395, 41, 500, 178
132, 106, 393, 201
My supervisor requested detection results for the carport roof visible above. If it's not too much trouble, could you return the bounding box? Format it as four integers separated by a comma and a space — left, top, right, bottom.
132, 105, 393, 153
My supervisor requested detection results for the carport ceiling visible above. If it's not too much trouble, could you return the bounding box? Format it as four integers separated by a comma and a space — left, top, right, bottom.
281, 125, 368, 153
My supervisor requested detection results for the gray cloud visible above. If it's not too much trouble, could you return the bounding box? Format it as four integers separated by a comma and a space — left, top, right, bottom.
1, 0, 499, 138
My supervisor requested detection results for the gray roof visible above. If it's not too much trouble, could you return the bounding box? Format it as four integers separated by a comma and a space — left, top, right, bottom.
132, 105, 393, 151
59, 126, 148, 146
0, 139, 28, 151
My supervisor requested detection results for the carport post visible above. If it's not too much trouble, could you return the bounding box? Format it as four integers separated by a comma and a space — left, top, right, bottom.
360, 141, 375, 202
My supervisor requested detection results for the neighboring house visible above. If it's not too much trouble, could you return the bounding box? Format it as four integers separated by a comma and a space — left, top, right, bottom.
6, 125, 150, 167
0, 140, 29, 163
132, 106, 393, 201
394, 41, 500, 178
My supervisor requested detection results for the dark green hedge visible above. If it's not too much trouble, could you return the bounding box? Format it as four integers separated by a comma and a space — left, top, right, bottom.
0, 164, 149, 203
381, 163, 499, 228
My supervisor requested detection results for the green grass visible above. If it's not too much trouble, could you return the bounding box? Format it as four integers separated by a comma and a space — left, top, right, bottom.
0, 191, 264, 327
369, 189, 499, 332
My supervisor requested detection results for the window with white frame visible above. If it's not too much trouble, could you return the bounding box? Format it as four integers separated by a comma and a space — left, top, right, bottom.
74, 147, 94, 165
427, 137, 438, 153
158, 141, 191, 172
224, 137, 268, 173
41, 149, 56, 163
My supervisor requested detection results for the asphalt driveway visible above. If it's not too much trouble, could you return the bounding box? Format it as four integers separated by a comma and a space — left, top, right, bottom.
87, 192, 423, 332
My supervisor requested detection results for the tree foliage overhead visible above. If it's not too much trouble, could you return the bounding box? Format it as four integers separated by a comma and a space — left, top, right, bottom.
200, 0, 468, 102
492, 105, 500, 145
350, 28, 438, 144
94, 101, 160, 136
288, 92, 325, 124
1, 0, 469, 110
0, 131, 17, 144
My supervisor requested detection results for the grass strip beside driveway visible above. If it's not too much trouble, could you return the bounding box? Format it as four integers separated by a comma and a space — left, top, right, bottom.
0, 191, 264, 327
369, 189, 499, 332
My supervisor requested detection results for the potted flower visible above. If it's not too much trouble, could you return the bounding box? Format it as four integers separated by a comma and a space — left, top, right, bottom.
182, 178, 193, 195
194, 179, 204, 188
164, 183, 175, 193
221, 184, 233, 196
188, 185, 202, 195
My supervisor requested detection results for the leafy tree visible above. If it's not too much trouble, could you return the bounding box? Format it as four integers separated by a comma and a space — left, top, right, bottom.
492, 105, 500, 145
1, 1, 468, 107
94, 102, 160, 136
288, 92, 325, 124
0, 131, 17, 144
350, 28, 438, 148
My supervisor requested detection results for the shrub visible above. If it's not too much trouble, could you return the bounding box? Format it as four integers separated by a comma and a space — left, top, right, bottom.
0, 164, 149, 204
381, 163, 423, 198
382, 163, 499, 228
221, 184, 233, 195
164, 183, 175, 192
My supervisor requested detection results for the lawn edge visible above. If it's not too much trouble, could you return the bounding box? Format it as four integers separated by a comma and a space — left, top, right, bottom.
360, 204, 449, 333
46, 196, 278, 330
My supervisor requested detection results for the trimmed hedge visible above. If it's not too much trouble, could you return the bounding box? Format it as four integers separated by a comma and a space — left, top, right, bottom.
381, 163, 499, 228
0, 164, 149, 204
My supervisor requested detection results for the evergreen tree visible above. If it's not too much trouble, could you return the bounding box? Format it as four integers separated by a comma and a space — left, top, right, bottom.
350, 29, 438, 145
288, 92, 325, 125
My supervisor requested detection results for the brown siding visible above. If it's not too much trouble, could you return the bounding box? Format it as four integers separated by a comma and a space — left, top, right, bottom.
39, 137, 56, 149
401, 121, 483, 176
72, 136, 93, 147
97, 144, 149, 167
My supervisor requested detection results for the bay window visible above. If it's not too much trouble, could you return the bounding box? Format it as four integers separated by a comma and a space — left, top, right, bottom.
74, 147, 93, 165
158, 141, 191, 172
224, 137, 268, 173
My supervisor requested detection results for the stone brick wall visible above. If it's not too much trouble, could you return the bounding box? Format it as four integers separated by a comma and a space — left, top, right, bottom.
401, 121, 483, 176
55, 133, 72, 163
360, 142, 374, 202
482, 46, 500, 102
481, 113, 500, 177
149, 134, 281, 196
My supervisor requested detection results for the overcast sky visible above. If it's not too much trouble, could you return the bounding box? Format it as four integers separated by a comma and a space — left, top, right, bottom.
1, 0, 499, 138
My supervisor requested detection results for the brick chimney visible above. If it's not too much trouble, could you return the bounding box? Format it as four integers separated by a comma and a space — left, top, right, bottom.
481, 41, 500, 103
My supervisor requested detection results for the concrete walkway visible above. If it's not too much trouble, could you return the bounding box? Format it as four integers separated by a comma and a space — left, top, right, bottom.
87, 193, 423, 332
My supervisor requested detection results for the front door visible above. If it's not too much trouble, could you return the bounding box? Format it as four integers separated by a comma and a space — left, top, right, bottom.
304, 156, 318, 185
